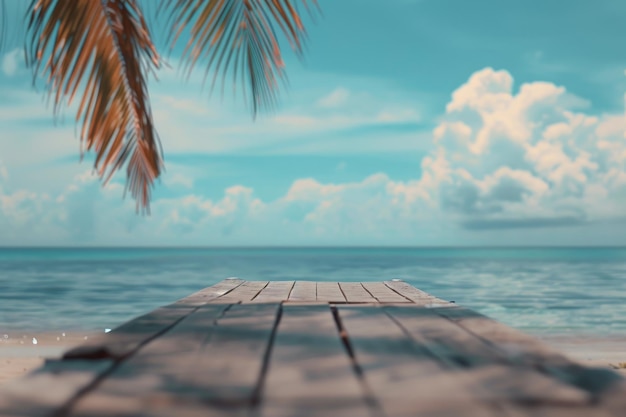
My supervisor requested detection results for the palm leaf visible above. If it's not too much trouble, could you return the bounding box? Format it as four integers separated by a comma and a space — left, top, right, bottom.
0, 0, 6, 51
26, 0, 162, 213
161, 0, 318, 117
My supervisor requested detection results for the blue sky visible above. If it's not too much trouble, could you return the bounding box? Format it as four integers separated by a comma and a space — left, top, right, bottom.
0, 0, 625, 246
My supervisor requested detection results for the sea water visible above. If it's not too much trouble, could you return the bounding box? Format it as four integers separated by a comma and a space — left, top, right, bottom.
0, 247, 625, 336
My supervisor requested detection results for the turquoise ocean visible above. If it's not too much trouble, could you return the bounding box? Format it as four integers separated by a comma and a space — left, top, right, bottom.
1, 247, 625, 337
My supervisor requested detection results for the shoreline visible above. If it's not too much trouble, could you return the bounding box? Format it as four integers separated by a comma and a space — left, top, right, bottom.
1, 331, 624, 387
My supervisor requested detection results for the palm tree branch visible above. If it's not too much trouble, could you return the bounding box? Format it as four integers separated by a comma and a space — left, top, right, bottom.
0, 0, 7, 51
162, 0, 317, 117
26, 0, 161, 213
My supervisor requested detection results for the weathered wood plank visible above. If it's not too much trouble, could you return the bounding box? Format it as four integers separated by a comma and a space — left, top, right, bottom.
287, 281, 317, 302
176, 278, 245, 305
67, 303, 280, 416
384, 306, 591, 406
65, 304, 230, 416
384, 280, 451, 306
361, 282, 410, 303
336, 305, 500, 417
210, 281, 268, 303
260, 304, 374, 417
61, 278, 242, 362
0, 359, 113, 417
64, 304, 198, 361
433, 307, 594, 369
433, 307, 626, 415
316, 282, 346, 302
0, 303, 201, 416
503, 404, 616, 417
338, 282, 377, 303
252, 281, 295, 303
4, 280, 624, 417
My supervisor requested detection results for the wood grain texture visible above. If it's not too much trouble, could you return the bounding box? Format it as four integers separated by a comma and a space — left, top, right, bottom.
336, 305, 500, 417
64, 304, 197, 361
0, 301, 201, 416
259, 304, 374, 417
316, 282, 346, 302
176, 279, 245, 305
210, 281, 268, 303
338, 282, 377, 303
0, 359, 113, 417
67, 303, 280, 416
385, 306, 591, 407
287, 281, 317, 302
384, 280, 451, 306
4, 280, 625, 417
433, 306, 626, 416
252, 281, 295, 303
361, 282, 411, 303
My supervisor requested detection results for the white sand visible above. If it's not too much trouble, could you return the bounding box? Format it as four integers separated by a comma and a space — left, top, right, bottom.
538, 334, 626, 373
0, 331, 97, 386
0, 331, 624, 386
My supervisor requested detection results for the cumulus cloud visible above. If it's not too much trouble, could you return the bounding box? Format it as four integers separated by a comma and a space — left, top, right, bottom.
0, 67, 625, 245
0, 164, 442, 245
421, 67, 626, 230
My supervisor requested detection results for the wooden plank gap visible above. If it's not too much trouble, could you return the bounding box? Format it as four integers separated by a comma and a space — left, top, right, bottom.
286, 281, 296, 300
316, 282, 346, 303
67, 303, 275, 415
383, 280, 451, 307
335, 305, 502, 417
329, 305, 384, 415
249, 281, 271, 301
58, 303, 222, 416
381, 282, 417, 303
288, 281, 317, 302
218, 280, 245, 296
379, 307, 457, 368
259, 304, 375, 417
337, 284, 348, 303
251, 303, 284, 405
213, 281, 269, 303
63, 306, 201, 361
175, 278, 245, 305
383, 306, 592, 409
360, 282, 410, 303
359, 283, 378, 302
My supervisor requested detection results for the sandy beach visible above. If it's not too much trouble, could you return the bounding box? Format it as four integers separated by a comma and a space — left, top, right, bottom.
0, 331, 97, 386
0, 330, 624, 387
538, 334, 626, 373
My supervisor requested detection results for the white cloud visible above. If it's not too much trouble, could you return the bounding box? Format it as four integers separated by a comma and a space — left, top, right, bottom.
152, 105, 423, 154
317, 87, 350, 108
1, 66, 625, 245
1, 60, 425, 164
154, 95, 217, 118
162, 172, 194, 189
423, 67, 626, 230
1, 49, 22, 77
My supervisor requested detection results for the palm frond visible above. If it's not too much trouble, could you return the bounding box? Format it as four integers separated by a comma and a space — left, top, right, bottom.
26, 0, 162, 213
0, 0, 7, 51
162, 0, 318, 117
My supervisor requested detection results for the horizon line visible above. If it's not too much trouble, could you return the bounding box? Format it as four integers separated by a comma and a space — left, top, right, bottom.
0, 245, 625, 249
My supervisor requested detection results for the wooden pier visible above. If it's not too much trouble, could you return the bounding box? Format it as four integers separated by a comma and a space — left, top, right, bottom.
1, 279, 625, 416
